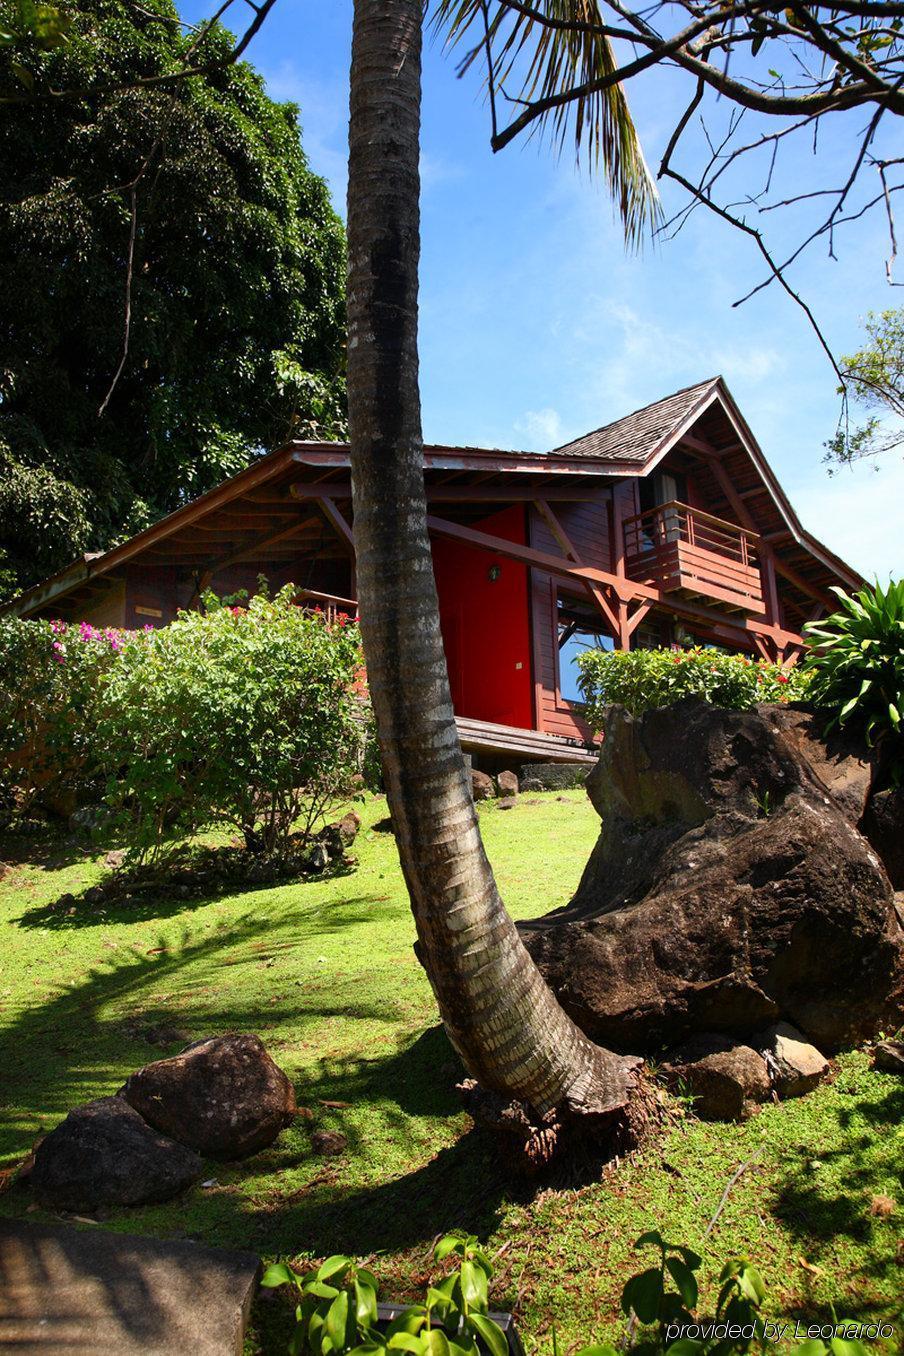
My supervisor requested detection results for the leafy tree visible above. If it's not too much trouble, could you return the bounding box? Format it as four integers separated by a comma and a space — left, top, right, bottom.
0, 0, 347, 598
826, 308, 904, 464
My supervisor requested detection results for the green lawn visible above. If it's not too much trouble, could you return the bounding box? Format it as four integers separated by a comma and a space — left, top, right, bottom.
0, 793, 901, 1352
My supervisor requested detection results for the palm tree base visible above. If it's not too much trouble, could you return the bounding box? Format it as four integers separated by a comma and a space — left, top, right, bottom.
457, 1065, 659, 1174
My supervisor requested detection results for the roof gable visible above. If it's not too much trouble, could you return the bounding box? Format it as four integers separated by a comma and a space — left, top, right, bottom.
551, 378, 720, 463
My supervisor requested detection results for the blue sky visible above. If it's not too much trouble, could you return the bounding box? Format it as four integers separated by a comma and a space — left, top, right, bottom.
207, 1, 901, 580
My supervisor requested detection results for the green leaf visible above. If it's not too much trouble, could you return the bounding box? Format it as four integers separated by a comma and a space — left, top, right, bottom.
355, 1279, 379, 1329
460, 1260, 488, 1310
468, 1313, 508, 1356
325, 1289, 349, 1352
434, 1235, 464, 1262
665, 1257, 698, 1309
621, 1268, 663, 1324
319, 1256, 353, 1281
424, 1329, 451, 1356
261, 1262, 299, 1289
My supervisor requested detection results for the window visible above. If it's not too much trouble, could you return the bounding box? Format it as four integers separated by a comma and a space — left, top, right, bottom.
557, 594, 614, 703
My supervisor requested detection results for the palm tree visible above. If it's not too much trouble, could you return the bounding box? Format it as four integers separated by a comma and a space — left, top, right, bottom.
346, 0, 656, 1160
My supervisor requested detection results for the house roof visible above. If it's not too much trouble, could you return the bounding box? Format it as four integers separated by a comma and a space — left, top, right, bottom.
552, 378, 720, 463
2, 377, 863, 619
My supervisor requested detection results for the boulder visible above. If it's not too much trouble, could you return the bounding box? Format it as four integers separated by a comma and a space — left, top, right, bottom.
757, 705, 876, 824
122, 1033, 296, 1159
521, 701, 904, 1054
497, 770, 519, 797
862, 788, 904, 889
664, 1034, 771, 1121
873, 1038, 904, 1073
756, 1021, 829, 1097
471, 770, 496, 802
30, 1096, 203, 1211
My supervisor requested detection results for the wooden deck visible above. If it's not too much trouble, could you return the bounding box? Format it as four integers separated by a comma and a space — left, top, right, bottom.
623, 501, 765, 614
454, 715, 598, 764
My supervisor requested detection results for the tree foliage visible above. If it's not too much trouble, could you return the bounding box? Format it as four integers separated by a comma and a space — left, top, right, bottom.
0, 0, 347, 599
826, 308, 904, 464
804, 579, 904, 761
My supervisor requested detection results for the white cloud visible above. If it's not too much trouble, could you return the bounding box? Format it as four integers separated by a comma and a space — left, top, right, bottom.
514, 407, 565, 450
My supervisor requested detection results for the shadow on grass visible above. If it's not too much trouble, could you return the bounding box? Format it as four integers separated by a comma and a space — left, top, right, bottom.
0, 906, 516, 1259
770, 1077, 904, 1307
0, 822, 112, 873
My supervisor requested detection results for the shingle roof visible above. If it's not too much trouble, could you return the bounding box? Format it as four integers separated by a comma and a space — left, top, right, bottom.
550, 378, 720, 463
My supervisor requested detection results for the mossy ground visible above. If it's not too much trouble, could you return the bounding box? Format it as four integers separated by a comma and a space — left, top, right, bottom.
0, 792, 900, 1352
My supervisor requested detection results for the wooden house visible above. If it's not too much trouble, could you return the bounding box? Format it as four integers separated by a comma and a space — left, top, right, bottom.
5, 378, 861, 769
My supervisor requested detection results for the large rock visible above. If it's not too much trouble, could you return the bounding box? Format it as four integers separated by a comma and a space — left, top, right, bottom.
862, 787, 904, 889
122, 1034, 296, 1159
873, 1038, 904, 1073
30, 1096, 203, 1211
521, 701, 904, 1054
497, 770, 519, 797
757, 705, 876, 824
756, 1021, 829, 1097
664, 1034, 771, 1121
470, 769, 496, 801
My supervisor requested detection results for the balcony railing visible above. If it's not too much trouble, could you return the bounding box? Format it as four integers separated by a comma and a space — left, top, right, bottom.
623, 502, 765, 614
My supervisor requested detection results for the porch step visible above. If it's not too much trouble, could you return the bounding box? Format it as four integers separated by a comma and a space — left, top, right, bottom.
454, 715, 597, 764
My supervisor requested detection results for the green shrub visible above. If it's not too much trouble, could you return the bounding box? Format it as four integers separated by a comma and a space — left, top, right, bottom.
96, 586, 370, 861
575, 646, 810, 733
804, 580, 904, 763
0, 615, 124, 822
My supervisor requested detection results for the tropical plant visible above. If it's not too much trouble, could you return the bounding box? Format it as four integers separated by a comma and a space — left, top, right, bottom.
95, 587, 368, 861
261, 1230, 877, 1356
0, 0, 347, 599
261, 1232, 509, 1356
575, 647, 808, 732
804, 580, 904, 765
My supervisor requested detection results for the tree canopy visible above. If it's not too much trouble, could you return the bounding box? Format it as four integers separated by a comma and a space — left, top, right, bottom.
0, 0, 347, 599
828, 307, 904, 464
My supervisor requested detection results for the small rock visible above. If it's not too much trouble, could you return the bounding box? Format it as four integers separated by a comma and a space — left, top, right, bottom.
371, 816, 394, 834
471, 770, 495, 802
311, 1130, 347, 1157
497, 770, 519, 797
308, 843, 330, 872
104, 849, 126, 870
521, 779, 543, 793
0, 861, 10, 881
338, 811, 361, 846
68, 804, 109, 835
756, 1022, 829, 1097
122, 1033, 297, 1159
664, 1035, 771, 1121
873, 1039, 904, 1074
30, 1096, 203, 1211
497, 797, 517, 811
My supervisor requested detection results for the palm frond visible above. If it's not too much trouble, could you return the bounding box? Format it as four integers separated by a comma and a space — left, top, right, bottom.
432, 0, 659, 247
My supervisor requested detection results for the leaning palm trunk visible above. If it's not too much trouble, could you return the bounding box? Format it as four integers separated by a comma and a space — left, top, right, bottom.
346, 0, 639, 1158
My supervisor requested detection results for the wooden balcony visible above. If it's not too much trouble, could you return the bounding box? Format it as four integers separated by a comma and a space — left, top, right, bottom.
623, 502, 765, 614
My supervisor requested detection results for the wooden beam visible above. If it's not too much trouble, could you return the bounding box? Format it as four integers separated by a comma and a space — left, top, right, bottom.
626, 600, 654, 637
772, 556, 834, 609
203, 514, 320, 575
291, 480, 603, 504
317, 496, 356, 551
584, 582, 620, 637
533, 499, 580, 561
425, 513, 648, 599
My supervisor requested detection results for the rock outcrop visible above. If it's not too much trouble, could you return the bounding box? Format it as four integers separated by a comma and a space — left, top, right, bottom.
30, 1096, 203, 1211
521, 700, 904, 1055
122, 1033, 296, 1159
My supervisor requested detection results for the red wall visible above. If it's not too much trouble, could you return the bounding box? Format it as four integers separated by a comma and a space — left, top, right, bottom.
431, 506, 534, 729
